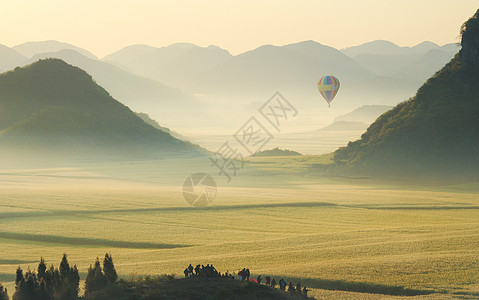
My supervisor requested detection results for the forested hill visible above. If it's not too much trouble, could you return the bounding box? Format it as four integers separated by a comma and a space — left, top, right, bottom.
0, 59, 203, 162
334, 9, 479, 179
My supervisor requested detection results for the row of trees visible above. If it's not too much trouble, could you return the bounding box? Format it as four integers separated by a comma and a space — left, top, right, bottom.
6, 253, 117, 300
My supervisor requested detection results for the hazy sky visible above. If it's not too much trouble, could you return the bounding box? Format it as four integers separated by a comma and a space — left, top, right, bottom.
1, 0, 477, 58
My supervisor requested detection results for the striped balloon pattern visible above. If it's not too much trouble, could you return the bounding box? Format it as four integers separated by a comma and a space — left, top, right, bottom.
317, 75, 340, 107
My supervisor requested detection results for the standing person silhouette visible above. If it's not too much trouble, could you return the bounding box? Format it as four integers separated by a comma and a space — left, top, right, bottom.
288, 282, 295, 294
188, 264, 193, 276
279, 278, 286, 291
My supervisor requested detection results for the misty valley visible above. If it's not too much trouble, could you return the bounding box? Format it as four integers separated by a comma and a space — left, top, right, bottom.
0, 6, 479, 300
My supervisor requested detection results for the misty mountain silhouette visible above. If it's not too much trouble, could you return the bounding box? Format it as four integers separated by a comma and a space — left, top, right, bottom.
0, 59, 202, 163
0, 44, 27, 73
394, 48, 459, 80
351, 44, 459, 80
13, 40, 98, 60
318, 105, 392, 132
104, 40, 457, 108
334, 10, 479, 179
1, 39, 461, 116
190, 40, 375, 94
105, 40, 376, 95
334, 105, 393, 124
103, 43, 232, 88
341, 40, 448, 57
28, 49, 200, 119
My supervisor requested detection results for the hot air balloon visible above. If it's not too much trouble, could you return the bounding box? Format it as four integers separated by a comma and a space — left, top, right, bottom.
317, 75, 340, 107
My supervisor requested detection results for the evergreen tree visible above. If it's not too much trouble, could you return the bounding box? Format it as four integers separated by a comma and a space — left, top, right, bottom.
45, 264, 59, 298
59, 254, 70, 283
0, 283, 8, 300
84, 258, 106, 297
55, 254, 79, 300
24, 270, 39, 299
37, 258, 52, 300
103, 253, 118, 284
70, 265, 80, 296
38, 257, 47, 281
13, 267, 27, 300
15, 267, 24, 286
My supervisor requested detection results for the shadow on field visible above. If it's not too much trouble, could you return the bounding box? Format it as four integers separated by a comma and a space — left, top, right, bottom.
345, 205, 479, 210
269, 275, 434, 296
0, 202, 337, 220
451, 291, 479, 298
0, 259, 36, 264
0, 273, 15, 282
0, 231, 188, 249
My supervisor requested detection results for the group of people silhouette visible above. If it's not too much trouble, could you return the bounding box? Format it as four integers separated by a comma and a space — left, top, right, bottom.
263, 276, 309, 297
184, 264, 234, 278
184, 264, 310, 297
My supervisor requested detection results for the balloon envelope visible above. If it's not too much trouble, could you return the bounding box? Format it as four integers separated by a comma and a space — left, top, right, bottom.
317, 75, 340, 107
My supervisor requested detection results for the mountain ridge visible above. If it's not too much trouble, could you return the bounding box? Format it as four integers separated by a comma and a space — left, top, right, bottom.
333, 9, 479, 179
26, 49, 202, 128
0, 58, 203, 163
0, 44, 27, 73
13, 40, 98, 59
340, 40, 455, 57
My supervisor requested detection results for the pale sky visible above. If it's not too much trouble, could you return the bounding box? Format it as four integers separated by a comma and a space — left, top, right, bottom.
0, 0, 477, 58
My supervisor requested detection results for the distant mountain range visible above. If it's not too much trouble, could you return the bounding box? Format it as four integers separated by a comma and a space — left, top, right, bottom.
341, 40, 457, 57
26, 49, 201, 124
319, 105, 392, 131
342, 40, 460, 80
13, 40, 98, 60
0, 44, 27, 72
0, 42, 203, 131
0, 39, 461, 130
104, 41, 375, 94
334, 105, 392, 124
103, 40, 459, 104
191, 41, 375, 95
0, 59, 203, 164
104, 43, 232, 89
334, 10, 479, 179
